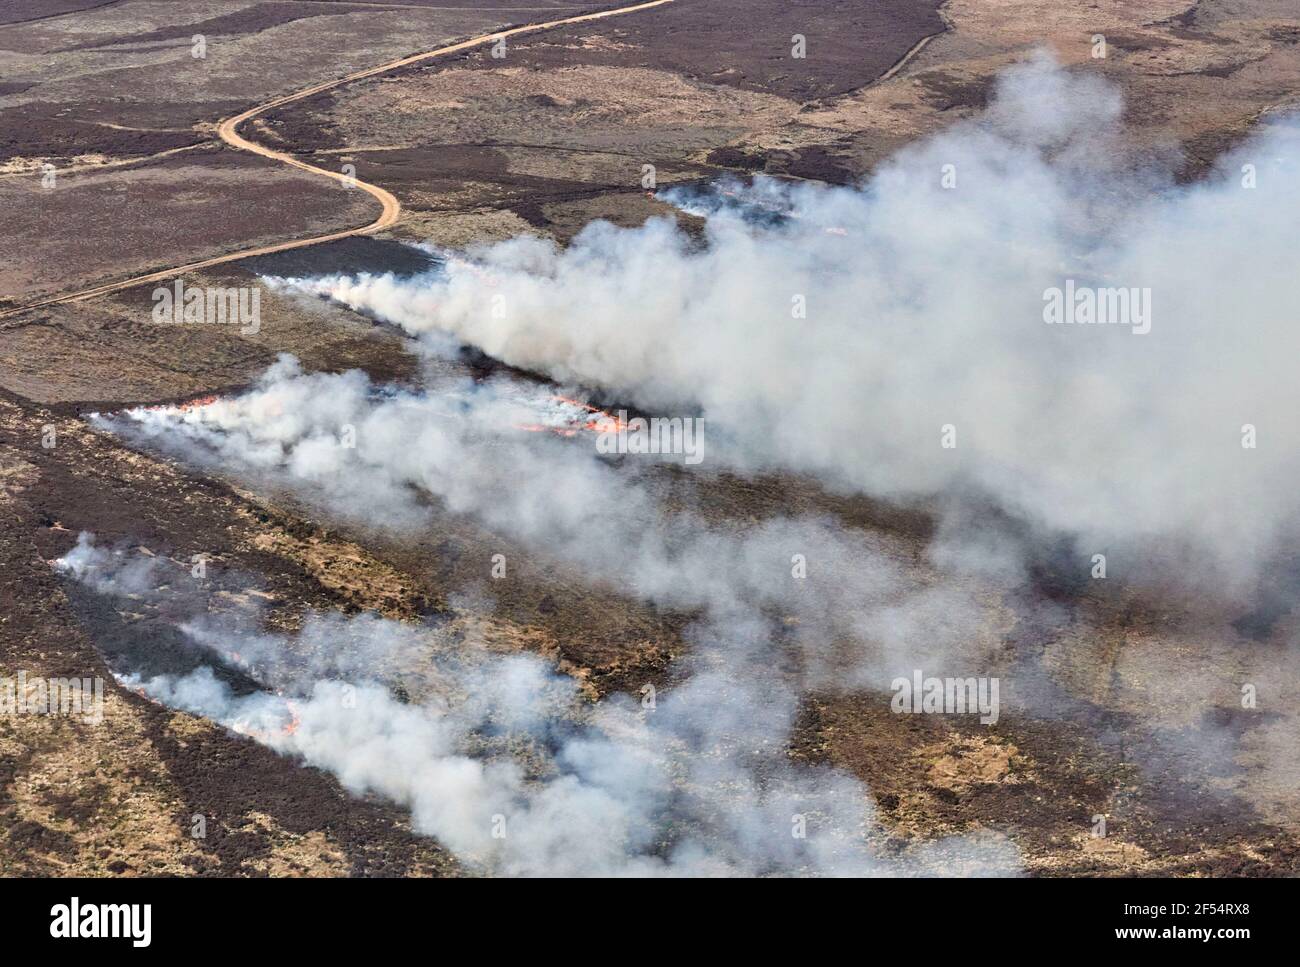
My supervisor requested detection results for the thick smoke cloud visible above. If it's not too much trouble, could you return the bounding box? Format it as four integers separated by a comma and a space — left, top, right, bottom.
273, 53, 1300, 594
74, 52, 1299, 875
85, 363, 1016, 873
57, 535, 1017, 876
99, 356, 1003, 690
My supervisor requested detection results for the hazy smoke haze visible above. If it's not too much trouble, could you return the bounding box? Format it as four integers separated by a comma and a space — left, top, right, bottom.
275, 54, 1300, 595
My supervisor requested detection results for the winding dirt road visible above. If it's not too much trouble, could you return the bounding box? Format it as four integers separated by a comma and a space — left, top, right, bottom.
0, 0, 675, 319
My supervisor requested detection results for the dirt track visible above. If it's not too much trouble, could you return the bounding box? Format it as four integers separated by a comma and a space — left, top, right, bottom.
0, 0, 675, 319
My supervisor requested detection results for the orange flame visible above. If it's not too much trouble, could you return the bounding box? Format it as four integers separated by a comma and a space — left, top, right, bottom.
512, 396, 628, 437
138, 393, 220, 414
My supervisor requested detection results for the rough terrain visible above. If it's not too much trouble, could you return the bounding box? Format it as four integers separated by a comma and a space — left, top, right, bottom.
2, 0, 1300, 876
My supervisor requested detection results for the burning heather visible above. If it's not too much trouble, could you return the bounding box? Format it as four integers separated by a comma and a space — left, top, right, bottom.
92, 355, 1006, 693
272, 55, 1300, 596
12, 0, 1300, 905
54, 534, 1018, 876
72, 57, 1300, 886
116, 381, 614, 440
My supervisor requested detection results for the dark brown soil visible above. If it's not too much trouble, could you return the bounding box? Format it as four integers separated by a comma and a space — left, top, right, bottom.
0, 390, 457, 876
56, 2, 376, 52
413, 0, 948, 102
0, 102, 213, 163
0, 0, 121, 28
240, 235, 437, 278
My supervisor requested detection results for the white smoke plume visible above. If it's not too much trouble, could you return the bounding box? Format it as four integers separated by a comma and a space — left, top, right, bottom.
72, 52, 1298, 875
57, 535, 1018, 877
78, 357, 1019, 875
271, 53, 1300, 595
97, 356, 1003, 690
